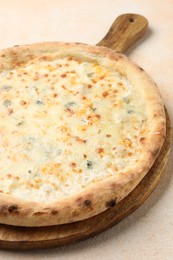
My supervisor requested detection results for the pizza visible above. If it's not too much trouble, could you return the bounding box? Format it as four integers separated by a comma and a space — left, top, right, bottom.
0, 42, 166, 226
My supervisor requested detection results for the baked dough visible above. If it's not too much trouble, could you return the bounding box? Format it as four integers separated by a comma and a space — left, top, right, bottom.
0, 42, 166, 226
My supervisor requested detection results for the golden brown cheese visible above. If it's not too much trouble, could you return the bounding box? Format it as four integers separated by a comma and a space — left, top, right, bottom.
0, 55, 147, 202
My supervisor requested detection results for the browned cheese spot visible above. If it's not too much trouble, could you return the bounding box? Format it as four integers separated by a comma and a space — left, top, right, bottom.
20, 100, 27, 106
61, 74, 67, 78
8, 108, 14, 115
102, 91, 109, 97
70, 162, 76, 168
53, 93, 58, 98
96, 148, 104, 154
140, 137, 146, 144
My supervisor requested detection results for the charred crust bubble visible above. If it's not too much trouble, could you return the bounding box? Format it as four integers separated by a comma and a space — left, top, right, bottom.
75, 42, 87, 45
139, 66, 144, 71
83, 199, 91, 207
8, 204, 19, 214
51, 210, 58, 215
106, 199, 116, 208
33, 211, 45, 216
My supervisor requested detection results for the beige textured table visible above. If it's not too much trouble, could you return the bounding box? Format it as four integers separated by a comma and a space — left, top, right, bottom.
0, 0, 172, 259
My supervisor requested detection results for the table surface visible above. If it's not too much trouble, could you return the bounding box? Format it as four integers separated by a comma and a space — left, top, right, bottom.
0, 0, 172, 259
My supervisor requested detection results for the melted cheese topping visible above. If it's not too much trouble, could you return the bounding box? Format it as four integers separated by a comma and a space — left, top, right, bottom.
0, 55, 147, 202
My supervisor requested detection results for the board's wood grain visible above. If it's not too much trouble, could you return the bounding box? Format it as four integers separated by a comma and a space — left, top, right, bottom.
97, 13, 148, 52
0, 14, 171, 250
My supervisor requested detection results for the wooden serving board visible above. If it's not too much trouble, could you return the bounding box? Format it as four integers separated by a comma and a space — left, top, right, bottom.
0, 14, 171, 250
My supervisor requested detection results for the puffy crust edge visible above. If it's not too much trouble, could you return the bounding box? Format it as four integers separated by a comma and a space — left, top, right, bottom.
0, 42, 166, 226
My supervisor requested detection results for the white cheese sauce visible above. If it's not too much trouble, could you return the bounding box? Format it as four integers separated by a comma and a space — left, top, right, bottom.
0, 56, 147, 202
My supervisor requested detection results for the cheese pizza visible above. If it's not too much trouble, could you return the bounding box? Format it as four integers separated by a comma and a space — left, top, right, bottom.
0, 42, 166, 226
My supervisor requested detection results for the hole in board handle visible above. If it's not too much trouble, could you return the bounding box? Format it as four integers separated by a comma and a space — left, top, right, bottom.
129, 17, 135, 23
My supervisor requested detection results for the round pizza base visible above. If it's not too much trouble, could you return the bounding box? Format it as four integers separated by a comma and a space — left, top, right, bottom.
0, 109, 170, 250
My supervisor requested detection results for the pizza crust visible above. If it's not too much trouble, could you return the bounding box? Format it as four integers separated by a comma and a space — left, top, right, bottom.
0, 42, 166, 226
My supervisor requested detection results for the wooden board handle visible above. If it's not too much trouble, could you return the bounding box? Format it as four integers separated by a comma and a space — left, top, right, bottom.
97, 13, 148, 53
